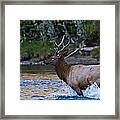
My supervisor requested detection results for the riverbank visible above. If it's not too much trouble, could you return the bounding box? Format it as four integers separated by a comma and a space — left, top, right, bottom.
20, 56, 100, 66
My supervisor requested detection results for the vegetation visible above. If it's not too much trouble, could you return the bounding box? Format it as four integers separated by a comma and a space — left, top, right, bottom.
91, 48, 100, 61
20, 20, 100, 61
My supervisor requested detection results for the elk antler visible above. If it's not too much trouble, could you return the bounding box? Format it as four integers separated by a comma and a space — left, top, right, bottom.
58, 38, 70, 53
54, 35, 70, 53
65, 48, 79, 59
54, 34, 96, 59
55, 35, 65, 48
65, 40, 85, 59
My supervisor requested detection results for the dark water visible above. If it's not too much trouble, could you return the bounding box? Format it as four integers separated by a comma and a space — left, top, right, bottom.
20, 79, 100, 100
20, 64, 55, 73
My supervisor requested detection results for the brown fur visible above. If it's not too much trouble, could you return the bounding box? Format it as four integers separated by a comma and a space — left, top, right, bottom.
55, 56, 71, 83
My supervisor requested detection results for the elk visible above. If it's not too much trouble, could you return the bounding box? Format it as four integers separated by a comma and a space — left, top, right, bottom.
48, 35, 100, 96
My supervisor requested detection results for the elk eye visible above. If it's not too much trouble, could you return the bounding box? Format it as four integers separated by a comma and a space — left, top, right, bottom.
52, 58, 54, 61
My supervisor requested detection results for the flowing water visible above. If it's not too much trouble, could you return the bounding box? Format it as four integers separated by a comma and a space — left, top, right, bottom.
20, 79, 100, 100
20, 65, 100, 100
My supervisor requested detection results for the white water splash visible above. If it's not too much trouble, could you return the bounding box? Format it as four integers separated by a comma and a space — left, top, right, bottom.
83, 82, 100, 99
45, 83, 79, 99
45, 81, 100, 100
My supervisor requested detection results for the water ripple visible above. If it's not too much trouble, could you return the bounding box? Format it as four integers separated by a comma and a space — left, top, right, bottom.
20, 79, 100, 100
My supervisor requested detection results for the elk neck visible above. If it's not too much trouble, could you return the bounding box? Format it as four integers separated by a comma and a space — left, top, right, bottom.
55, 58, 71, 83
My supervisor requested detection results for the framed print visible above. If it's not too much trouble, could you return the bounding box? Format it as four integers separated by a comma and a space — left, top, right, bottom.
0, 0, 119, 119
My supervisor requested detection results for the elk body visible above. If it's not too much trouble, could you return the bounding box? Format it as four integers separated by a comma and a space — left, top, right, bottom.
48, 35, 100, 96
50, 53, 100, 96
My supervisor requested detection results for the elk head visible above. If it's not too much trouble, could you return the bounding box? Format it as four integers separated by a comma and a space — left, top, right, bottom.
45, 35, 69, 65
45, 34, 84, 66
50, 52, 64, 66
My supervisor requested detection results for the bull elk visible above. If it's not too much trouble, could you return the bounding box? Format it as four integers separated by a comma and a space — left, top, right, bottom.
47, 35, 100, 96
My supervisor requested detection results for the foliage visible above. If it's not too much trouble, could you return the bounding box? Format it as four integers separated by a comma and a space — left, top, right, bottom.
20, 20, 100, 61
90, 48, 100, 60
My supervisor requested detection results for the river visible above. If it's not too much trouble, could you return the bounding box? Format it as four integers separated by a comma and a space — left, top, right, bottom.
20, 65, 100, 100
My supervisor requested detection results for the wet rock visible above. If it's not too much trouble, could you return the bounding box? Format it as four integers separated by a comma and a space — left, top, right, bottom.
66, 56, 99, 65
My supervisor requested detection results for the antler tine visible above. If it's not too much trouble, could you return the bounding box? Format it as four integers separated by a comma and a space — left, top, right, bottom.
55, 35, 65, 48
64, 40, 85, 59
58, 38, 70, 53
79, 40, 85, 50
65, 48, 79, 59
